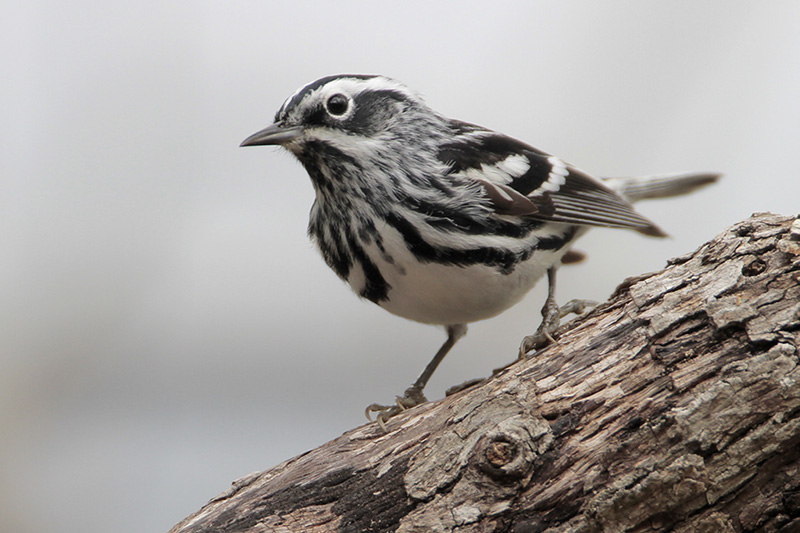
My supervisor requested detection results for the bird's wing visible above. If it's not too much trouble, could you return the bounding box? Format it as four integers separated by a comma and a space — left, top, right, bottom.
437, 128, 666, 237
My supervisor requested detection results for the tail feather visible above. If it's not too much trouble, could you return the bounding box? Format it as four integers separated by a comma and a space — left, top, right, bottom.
603, 172, 721, 203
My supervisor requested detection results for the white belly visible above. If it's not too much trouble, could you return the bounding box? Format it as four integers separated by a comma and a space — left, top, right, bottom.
345, 223, 574, 326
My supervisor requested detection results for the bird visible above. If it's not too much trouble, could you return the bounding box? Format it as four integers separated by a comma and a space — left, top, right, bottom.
241, 74, 718, 430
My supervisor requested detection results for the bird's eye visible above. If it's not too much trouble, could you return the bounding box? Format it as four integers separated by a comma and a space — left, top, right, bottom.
326, 94, 349, 116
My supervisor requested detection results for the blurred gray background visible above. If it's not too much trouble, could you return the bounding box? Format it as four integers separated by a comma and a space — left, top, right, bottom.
3, 1, 799, 532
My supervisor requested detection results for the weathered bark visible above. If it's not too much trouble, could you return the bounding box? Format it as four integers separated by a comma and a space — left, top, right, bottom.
170, 213, 800, 533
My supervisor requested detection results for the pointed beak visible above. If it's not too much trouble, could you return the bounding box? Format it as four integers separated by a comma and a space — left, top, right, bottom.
240, 123, 304, 147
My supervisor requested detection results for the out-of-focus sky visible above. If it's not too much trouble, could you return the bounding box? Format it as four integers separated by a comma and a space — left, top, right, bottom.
2, 2, 799, 532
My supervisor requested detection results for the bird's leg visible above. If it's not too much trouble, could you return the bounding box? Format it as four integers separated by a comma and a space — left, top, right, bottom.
519, 266, 596, 358
366, 323, 467, 431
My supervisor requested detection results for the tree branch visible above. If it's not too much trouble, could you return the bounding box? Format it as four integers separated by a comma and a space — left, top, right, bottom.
170, 212, 800, 533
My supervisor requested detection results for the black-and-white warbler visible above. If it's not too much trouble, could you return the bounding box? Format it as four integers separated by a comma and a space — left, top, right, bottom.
242, 74, 718, 429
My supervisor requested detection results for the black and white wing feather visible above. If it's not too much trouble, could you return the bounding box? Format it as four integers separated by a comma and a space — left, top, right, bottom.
438, 126, 667, 237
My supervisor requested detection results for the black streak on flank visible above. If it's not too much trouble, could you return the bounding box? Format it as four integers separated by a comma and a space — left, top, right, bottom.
309, 218, 352, 282
385, 212, 577, 274
419, 202, 545, 238
537, 226, 577, 251
323, 244, 353, 282
347, 233, 391, 303
309, 215, 389, 303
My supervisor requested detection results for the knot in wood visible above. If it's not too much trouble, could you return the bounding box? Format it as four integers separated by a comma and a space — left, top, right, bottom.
486, 438, 517, 469
474, 416, 551, 482
478, 433, 529, 481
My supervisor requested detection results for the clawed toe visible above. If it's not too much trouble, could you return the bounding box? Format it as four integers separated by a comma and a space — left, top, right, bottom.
558, 298, 597, 318
365, 386, 427, 431
519, 298, 597, 357
519, 329, 554, 357
364, 404, 402, 432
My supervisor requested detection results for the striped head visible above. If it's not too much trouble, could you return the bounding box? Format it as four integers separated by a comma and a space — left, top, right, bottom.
241, 74, 444, 157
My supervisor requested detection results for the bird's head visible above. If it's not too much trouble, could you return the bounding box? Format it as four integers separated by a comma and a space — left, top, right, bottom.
241, 74, 437, 157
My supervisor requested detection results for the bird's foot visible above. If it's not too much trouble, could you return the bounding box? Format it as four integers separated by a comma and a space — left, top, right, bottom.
365, 385, 427, 432
519, 298, 597, 357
